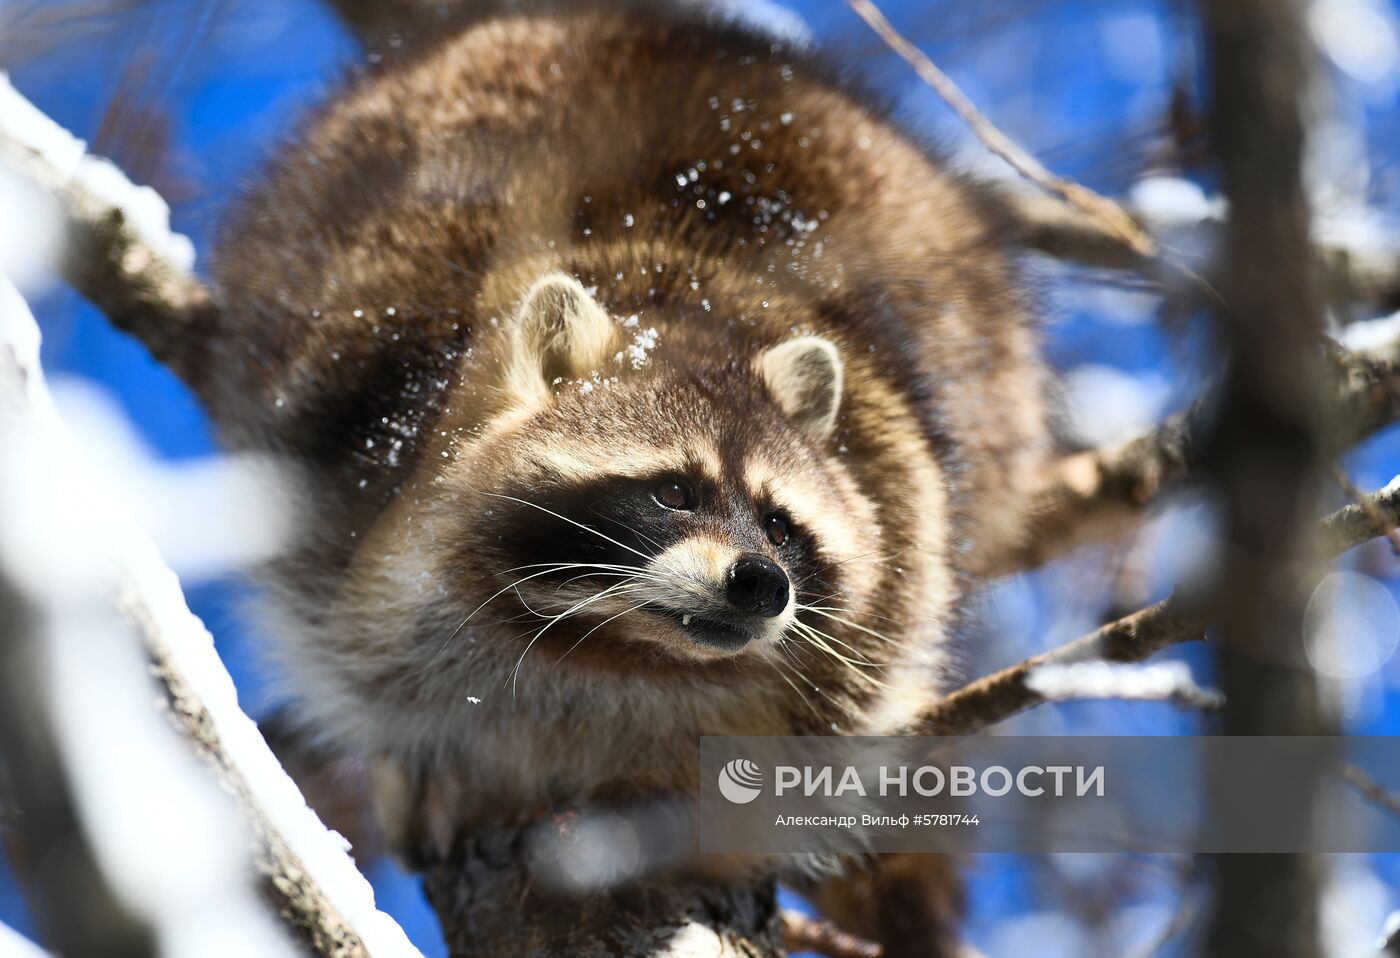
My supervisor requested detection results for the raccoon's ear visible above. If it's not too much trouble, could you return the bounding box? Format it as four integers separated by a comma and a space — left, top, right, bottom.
506, 273, 618, 401
757, 336, 843, 441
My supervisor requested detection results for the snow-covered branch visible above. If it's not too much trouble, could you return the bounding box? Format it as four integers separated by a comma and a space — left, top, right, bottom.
0, 74, 216, 381
1024, 661, 1224, 711
0, 276, 294, 958
0, 237, 418, 958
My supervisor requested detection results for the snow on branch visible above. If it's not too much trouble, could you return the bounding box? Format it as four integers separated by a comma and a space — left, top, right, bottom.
915, 478, 1400, 736
0, 920, 55, 958
0, 276, 294, 958
1024, 661, 1224, 710
0, 73, 217, 380
0, 276, 420, 956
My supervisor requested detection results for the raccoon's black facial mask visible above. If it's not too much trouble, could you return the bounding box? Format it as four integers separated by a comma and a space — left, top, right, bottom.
484, 464, 831, 655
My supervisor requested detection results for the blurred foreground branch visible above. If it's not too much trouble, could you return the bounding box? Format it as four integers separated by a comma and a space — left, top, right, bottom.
1198, 0, 1331, 951
0, 249, 417, 956
0, 569, 155, 957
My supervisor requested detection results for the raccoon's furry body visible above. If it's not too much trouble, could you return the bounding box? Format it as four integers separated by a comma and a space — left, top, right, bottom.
204, 2, 1043, 842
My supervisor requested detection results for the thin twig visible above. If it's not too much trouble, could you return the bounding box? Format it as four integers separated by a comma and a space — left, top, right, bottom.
780, 911, 883, 958
974, 341, 1400, 578
917, 480, 1400, 736
1126, 886, 1202, 958
1341, 764, 1400, 822
847, 0, 1155, 258
1328, 466, 1400, 554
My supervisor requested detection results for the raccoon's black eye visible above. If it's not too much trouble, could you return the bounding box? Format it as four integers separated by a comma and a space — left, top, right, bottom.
655, 480, 695, 511
765, 514, 789, 548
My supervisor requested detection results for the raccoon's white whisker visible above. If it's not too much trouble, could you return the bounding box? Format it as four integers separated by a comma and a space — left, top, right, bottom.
509, 579, 649, 695
502, 561, 667, 578
475, 489, 654, 562
789, 548, 902, 591
766, 650, 821, 719
551, 599, 652, 667
801, 603, 906, 627
797, 588, 850, 608
788, 621, 889, 689
430, 565, 583, 662
791, 619, 887, 668
798, 606, 909, 648
552, 567, 671, 590
776, 640, 857, 717
585, 505, 667, 555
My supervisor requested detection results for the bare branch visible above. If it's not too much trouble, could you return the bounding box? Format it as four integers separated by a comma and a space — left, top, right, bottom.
1341, 764, 1400, 823
973, 410, 1197, 578
1000, 186, 1400, 311
1329, 466, 1400, 553
974, 340, 1400, 578
912, 595, 1204, 736
918, 480, 1400, 736
780, 911, 883, 958
847, 0, 1155, 259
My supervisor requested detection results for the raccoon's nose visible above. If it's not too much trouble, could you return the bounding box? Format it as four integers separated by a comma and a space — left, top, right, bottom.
726, 555, 790, 618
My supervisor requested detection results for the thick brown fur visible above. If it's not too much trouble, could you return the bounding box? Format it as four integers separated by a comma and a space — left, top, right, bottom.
202, 2, 1046, 953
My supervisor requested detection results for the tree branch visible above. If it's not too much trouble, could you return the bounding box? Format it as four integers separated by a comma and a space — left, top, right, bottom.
973, 338, 1400, 578
847, 0, 1155, 259
916, 480, 1400, 736
998, 185, 1400, 310
0, 73, 217, 382
0, 272, 419, 957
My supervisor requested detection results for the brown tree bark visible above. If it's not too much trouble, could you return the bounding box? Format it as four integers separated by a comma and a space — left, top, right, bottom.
1198, 2, 1332, 957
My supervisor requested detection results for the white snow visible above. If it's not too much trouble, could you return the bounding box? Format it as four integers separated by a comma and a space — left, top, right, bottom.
1309, 0, 1400, 86
1061, 364, 1171, 448
1128, 176, 1226, 228
49, 377, 295, 581
681, 0, 811, 46
0, 273, 422, 957
0, 922, 51, 958
1340, 309, 1400, 353
1378, 909, 1400, 950
1026, 661, 1223, 708
0, 162, 63, 294
0, 73, 195, 273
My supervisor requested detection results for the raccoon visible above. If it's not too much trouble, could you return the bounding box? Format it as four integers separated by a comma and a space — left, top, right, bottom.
199, 0, 1045, 950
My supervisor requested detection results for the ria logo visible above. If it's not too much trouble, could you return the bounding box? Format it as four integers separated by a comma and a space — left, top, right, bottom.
717, 758, 764, 804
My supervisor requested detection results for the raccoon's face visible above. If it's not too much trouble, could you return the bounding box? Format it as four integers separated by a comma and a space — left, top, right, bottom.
447, 273, 881, 664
